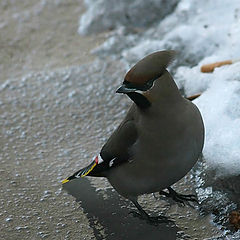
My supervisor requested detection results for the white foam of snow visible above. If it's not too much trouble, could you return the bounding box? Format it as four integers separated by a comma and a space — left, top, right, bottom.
189, 63, 240, 177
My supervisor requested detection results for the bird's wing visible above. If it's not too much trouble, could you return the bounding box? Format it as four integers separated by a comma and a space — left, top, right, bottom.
91, 105, 138, 176
101, 117, 137, 162
62, 106, 138, 182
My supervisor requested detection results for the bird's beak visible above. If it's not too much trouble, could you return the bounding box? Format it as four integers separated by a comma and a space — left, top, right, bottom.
116, 84, 136, 94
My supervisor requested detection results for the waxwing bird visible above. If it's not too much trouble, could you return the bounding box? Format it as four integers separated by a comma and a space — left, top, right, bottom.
62, 50, 205, 223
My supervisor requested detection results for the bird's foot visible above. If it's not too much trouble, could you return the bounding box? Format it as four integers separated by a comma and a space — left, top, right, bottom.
159, 187, 199, 206
130, 199, 174, 225
129, 211, 172, 225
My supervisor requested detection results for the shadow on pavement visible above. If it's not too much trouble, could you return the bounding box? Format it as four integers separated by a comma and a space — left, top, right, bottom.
63, 178, 178, 240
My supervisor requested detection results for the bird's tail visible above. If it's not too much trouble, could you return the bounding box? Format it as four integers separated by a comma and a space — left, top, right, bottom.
62, 160, 97, 184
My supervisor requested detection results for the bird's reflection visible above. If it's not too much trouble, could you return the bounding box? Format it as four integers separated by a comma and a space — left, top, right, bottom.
63, 178, 179, 240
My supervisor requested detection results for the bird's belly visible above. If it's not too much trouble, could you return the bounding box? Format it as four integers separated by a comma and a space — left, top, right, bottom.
107, 140, 200, 199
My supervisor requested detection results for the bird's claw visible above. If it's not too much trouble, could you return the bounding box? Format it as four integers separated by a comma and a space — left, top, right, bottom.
129, 211, 172, 225
129, 210, 143, 219
159, 187, 199, 207
172, 193, 198, 206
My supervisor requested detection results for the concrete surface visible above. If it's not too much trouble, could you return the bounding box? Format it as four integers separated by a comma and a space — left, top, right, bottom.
0, 1, 225, 239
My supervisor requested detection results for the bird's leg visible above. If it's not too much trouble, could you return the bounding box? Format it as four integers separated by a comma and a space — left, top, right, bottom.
129, 200, 170, 225
130, 200, 150, 219
159, 187, 198, 206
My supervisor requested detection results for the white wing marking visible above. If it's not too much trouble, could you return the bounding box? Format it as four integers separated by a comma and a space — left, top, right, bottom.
109, 158, 116, 167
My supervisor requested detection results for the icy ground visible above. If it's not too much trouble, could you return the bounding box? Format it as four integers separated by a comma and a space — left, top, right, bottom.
1, 0, 240, 239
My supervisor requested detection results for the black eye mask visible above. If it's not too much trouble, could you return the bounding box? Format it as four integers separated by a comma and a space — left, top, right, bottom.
116, 79, 155, 93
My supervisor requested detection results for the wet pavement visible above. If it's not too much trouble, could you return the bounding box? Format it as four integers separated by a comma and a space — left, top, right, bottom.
0, 1, 233, 239
64, 179, 178, 240
0, 60, 126, 239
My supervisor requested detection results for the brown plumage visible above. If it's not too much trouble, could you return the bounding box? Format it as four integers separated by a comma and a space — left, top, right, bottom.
62, 50, 205, 223
124, 50, 175, 84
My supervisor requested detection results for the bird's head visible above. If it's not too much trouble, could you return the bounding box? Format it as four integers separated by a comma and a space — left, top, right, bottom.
116, 50, 175, 95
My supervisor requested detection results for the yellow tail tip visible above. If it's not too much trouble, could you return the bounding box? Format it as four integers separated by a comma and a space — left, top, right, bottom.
62, 179, 69, 184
